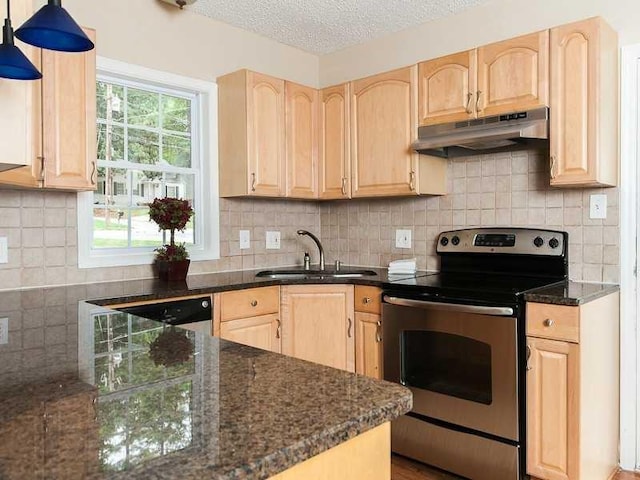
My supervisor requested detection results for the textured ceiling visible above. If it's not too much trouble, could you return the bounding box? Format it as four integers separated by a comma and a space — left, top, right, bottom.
188, 0, 489, 54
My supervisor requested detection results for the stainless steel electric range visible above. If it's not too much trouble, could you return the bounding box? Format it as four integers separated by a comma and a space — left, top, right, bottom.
382, 228, 568, 480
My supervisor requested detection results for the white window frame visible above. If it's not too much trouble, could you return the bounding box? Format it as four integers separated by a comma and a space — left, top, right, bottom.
78, 57, 219, 268
620, 43, 640, 471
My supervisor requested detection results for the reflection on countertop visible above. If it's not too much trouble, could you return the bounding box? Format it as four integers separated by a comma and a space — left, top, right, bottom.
0, 285, 411, 479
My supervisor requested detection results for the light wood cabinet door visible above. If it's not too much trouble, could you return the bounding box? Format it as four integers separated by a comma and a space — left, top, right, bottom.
41, 28, 96, 191
248, 72, 286, 196
281, 284, 355, 372
0, 0, 39, 179
526, 336, 579, 480
286, 81, 318, 198
476, 30, 549, 117
220, 313, 281, 353
319, 83, 350, 199
355, 312, 382, 380
549, 18, 618, 187
350, 66, 418, 198
218, 70, 285, 197
418, 50, 477, 126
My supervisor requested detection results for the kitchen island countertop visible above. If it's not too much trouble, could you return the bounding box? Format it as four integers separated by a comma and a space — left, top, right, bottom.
0, 284, 411, 479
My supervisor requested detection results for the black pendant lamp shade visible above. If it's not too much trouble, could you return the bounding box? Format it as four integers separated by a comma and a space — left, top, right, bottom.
15, 0, 94, 53
0, 0, 41, 80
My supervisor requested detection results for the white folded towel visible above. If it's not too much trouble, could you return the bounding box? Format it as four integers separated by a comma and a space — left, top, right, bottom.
388, 258, 417, 275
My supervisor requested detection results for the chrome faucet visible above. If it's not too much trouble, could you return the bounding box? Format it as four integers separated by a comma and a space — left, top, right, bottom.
297, 230, 325, 271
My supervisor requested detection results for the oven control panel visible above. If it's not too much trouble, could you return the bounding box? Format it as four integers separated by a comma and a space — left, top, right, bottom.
437, 228, 566, 256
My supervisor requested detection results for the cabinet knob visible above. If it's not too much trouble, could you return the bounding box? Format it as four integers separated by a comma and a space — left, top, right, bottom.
363, 297, 371, 304
550, 156, 558, 179
465, 92, 473, 114
475, 90, 483, 113
251, 300, 258, 307
543, 318, 554, 327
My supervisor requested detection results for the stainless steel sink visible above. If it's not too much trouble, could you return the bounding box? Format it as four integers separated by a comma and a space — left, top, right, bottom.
255, 268, 378, 279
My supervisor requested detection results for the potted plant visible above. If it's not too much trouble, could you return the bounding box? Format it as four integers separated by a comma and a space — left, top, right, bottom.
149, 197, 194, 281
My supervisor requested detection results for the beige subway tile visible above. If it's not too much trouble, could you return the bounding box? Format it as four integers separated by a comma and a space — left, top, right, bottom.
481, 193, 495, 209
495, 156, 512, 175
22, 248, 44, 268
452, 161, 466, 178
564, 226, 583, 244
512, 209, 528, 226
465, 210, 480, 226
603, 226, 619, 245
466, 177, 482, 193
496, 175, 511, 193
568, 263, 583, 281
546, 191, 564, 208
2, 228, 20, 248
0, 191, 21, 208
528, 208, 545, 226
603, 245, 619, 265
511, 192, 527, 208
481, 210, 496, 226
466, 193, 482, 209
568, 244, 583, 264
603, 265, 620, 283
44, 209, 66, 228
481, 158, 496, 176
583, 245, 603, 264
528, 191, 546, 208
20, 192, 44, 208
563, 190, 583, 207
603, 206, 619, 226
44, 267, 66, 286
582, 265, 603, 282
466, 160, 481, 177
563, 207, 582, 226
44, 228, 66, 247
512, 174, 528, 191
481, 176, 496, 193
452, 211, 465, 226
511, 154, 529, 174
495, 193, 511, 209
545, 208, 563, 226
583, 226, 603, 244
452, 194, 466, 210
0, 208, 21, 228
496, 209, 511, 225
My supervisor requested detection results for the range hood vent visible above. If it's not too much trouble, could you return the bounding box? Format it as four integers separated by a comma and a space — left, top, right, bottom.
412, 107, 549, 158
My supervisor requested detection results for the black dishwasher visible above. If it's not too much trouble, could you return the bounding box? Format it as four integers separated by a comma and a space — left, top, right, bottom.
119, 296, 212, 333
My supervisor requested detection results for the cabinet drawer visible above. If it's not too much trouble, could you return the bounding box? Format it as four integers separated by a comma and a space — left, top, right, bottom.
354, 286, 381, 314
220, 286, 280, 321
526, 302, 579, 343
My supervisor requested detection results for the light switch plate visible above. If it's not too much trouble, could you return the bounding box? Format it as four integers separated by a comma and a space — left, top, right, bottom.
0, 318, 8, 345
589, 194, 607, 219
395, 229, 412, 249
0, 236, 7, 264
239, 230, 251, 249
266, 231, 281, 249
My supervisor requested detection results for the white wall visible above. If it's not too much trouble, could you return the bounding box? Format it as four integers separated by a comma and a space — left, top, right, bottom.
62, 0, 320, 86
319, 0, 640, 86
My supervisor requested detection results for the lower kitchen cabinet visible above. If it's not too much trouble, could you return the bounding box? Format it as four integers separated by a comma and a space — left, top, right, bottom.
526, 291, 619, 480
354, 286, 382, 379
216, 286, 281, 353
281, 284, 355, 372
219, 313, 281, 353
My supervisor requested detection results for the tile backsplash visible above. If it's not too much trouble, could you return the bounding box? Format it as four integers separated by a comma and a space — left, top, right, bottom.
0, 149, 620, 290
320, 150, 620, 283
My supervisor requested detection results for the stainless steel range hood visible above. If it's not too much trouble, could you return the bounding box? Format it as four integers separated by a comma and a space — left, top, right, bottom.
411, 107, 549, 158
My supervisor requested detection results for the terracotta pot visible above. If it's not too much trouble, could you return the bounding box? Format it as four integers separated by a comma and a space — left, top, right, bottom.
156, 259, 190, 281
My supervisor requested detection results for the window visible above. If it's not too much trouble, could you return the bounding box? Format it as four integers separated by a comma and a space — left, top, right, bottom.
78, 58, 219, 268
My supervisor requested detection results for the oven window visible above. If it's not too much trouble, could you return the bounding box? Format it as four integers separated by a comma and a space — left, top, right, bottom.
401, 331, 492, 405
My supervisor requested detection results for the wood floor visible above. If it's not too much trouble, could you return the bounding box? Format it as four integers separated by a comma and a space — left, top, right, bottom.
391, 455, 640, 480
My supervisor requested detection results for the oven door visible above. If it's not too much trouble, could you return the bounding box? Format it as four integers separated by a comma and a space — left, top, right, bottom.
382, 295, 519, 441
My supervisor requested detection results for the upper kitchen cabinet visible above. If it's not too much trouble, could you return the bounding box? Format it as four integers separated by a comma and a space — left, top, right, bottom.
476, 30, 549, 117
285, 82, 318, 199
418, 50, 477, 126
351, 66, 446, 198
218, 70, 286, 197
419, 32, 548, 126
0, 12, 96, 190
549, 17, 618, 187
319, 83, 350, 199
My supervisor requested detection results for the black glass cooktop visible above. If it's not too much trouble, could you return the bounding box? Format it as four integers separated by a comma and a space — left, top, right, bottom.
385, 272, 565, 304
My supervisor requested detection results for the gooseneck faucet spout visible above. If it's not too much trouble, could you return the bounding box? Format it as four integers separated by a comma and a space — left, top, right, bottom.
297, 230, 325, 271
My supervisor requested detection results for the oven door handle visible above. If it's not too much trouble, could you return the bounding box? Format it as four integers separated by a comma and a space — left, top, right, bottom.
383, 296, 514, 316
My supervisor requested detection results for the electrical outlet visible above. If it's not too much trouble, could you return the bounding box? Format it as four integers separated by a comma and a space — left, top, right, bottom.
239, 230, 251, 249
0, 236, 7, 264
589, 194, 607, 219
0, 318, 8, 345
395, 229, 412, 249
266, 231, 281, 250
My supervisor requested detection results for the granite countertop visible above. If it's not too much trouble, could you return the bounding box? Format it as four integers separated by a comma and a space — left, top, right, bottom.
0, 285, 412, 480
523, 281, 620, 306
87, 266, 430, 306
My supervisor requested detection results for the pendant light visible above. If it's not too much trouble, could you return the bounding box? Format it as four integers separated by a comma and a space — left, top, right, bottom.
0, 0, 41, 80
15, 0, 94, 53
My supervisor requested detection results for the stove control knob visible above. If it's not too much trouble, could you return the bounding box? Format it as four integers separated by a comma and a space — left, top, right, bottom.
533, 236, 544, 248
451, 235, 460, 246
440, 236, 449, 247
549, 237, 560, 249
